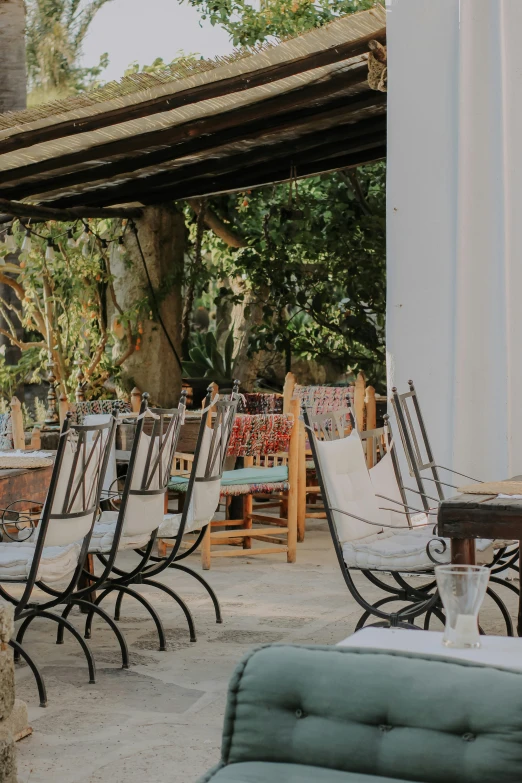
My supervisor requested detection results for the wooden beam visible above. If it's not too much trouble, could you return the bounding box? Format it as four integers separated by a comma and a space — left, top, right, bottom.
48, 144, 387, 208
0, 198, 142, 221
0, 72, 381, 188
4, 94, 384, 201
0, 27, 386, 156
45, 122, 386, 209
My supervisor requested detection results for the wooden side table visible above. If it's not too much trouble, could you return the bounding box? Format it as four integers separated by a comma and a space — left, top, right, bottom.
438, 483, 522, 634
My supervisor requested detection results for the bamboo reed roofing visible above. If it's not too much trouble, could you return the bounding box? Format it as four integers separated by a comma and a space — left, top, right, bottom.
0, 5, 386, 216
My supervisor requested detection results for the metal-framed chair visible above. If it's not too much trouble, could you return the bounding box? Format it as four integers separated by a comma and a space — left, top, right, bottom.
20, 393, 185, 656
2, 412, 116, 706
392, 380, 520, 631
151, 382, 241, 621
73, 392, 189, 651
303, 404, 455, 631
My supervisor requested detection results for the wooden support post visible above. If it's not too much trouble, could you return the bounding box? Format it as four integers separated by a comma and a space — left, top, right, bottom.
365, 385, 377, 430
10, 396, 25, 451
58, 393, 69, 425
297, 420, 306, 542
354, 371, 366, 431
30, 427, 41, 450
365, 385, 377, 468
286, 398, 299, 563
243, 495, 253, 549
201, 523, 211, 570
283, 371, 296, 415
130, 387, 142, 413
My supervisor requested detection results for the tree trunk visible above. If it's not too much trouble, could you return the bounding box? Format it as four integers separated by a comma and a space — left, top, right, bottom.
110, 205, 184, 407
0, 0, 26, 114
229, 278, 267, 391
0, 0, 26, 369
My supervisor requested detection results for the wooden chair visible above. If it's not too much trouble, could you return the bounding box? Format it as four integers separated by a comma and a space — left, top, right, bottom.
58, 388, 142, 426
237, 392, 283, 414
283, 373, 378, 536
0, 397, 41, 451
201, 398, 299, 569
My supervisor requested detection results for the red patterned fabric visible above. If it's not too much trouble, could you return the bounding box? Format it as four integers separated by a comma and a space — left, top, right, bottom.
227, 414, 294, 457
237, 393, 283, 415
293, 385, 353, 414
69, 399, 131, 425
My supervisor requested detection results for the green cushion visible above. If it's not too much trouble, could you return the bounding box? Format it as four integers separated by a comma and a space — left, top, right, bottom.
202, 761, 414, 782
221, 466, 288, 486
213, 644, 522, 783
169, 475, 189, 490
169, 467, 289, 493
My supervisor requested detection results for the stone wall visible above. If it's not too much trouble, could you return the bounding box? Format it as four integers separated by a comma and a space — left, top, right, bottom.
0, 602, 17, 783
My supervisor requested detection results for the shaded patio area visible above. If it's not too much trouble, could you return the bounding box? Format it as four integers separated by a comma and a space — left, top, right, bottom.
14, 519, 517, 783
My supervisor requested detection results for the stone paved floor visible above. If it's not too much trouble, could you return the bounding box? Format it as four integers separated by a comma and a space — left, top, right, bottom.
13, 521, 519, 783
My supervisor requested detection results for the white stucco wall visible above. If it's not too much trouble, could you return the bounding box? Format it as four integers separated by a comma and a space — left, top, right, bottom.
386, 0, 522, 481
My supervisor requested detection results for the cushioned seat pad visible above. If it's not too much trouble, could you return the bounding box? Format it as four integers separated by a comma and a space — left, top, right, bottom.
169, 467, 288, 491
221, 466, 288, 486
342, 526, 493, 571
159, 511, 201, 538
202, 762, 415, 783
0, 541, 81, 582
89, 511, 150, 553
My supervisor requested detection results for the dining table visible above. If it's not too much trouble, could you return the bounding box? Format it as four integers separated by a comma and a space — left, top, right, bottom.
0, 464, 53, 513
438, 477, 522, 635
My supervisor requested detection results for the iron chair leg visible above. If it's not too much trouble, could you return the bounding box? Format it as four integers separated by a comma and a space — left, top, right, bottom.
57, 600, 130, 669
16, 610, 96, 683
168, 563, 222, 624
9, 638, 47, 708
84, 585, 167, 651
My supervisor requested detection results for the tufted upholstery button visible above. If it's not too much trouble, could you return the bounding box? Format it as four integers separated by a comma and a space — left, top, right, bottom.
295, 708, 304, 719
462, 733, 476, 742
379, 724, 393, 733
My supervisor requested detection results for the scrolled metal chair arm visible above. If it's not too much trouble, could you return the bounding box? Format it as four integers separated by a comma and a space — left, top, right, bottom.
426, 537, 448, 565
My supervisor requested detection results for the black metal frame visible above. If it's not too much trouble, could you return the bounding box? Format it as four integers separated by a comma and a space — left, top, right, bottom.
391, 380, 518, 633
1, 412, 116, 706
391, 381, 482, 505
304, 404, 445, 631
144, 381, 240, 625
66, 391, 191, 651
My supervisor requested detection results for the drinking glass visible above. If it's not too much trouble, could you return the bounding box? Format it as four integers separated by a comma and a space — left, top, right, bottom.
435, 565, 490, 648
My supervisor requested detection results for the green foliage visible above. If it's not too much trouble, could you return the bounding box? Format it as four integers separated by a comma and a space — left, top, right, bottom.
124, 52, 200, 76
182, 331, 234, 381
0, 221, 143, 398
0, 348, 44, 401
182, 0, 384, 47
203, 166, 386, 386
25, 0, 112, 102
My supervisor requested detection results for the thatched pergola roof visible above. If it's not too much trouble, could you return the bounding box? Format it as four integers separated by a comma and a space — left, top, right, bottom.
0, 5, 386, 218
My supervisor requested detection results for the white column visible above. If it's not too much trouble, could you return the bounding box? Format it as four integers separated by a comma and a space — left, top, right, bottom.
387, 0, 522, 481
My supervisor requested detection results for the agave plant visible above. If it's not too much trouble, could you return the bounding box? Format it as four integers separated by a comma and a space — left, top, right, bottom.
182, 331, 234, 383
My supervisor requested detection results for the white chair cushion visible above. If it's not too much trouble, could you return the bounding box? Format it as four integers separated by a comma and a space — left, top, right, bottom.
314, 431, 387, 542
89, 510, 151, 554
342, 526, 494, 571
83, 413, 117, 494
159, 510, 205, 539
0, 541, 81, 582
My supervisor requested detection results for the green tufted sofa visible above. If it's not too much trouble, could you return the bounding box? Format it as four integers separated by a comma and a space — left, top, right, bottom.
198, 643, 522, 783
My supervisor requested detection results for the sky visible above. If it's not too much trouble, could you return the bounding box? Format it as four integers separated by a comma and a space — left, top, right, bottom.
81, 0, 236, 83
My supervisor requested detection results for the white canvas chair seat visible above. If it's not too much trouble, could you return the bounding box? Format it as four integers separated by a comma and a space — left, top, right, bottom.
0, 541, 81, 582
160, 470, 222, 538
89, 510, 151, 553
159, 511, 200, 538
342, 526, 494, 571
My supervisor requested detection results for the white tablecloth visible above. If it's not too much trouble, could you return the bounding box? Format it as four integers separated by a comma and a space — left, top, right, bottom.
338, 627, 522, 672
